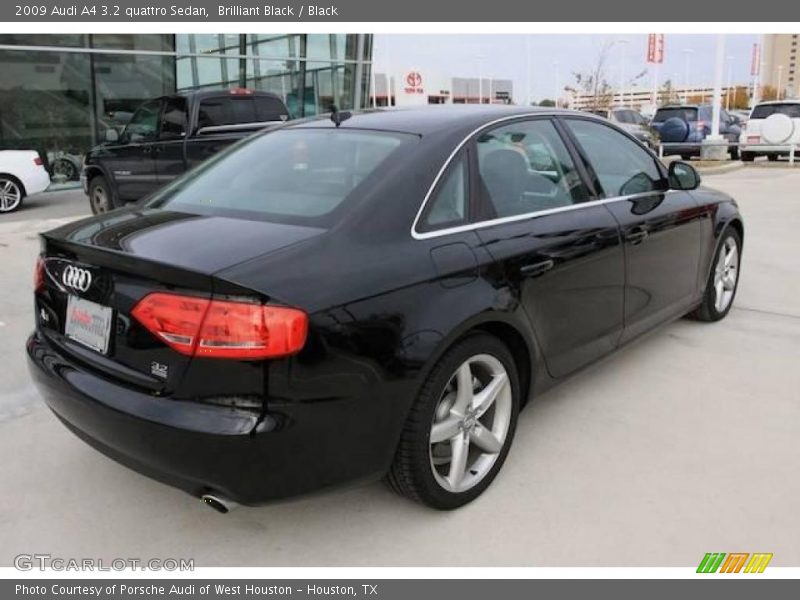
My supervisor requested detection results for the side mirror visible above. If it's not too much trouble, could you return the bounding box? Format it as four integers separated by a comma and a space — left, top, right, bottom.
668, 161, 701, 191
105, 128, 119, 143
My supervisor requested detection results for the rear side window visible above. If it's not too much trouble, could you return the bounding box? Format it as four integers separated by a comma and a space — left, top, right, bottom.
124, 100, 161, 142
565, 119, 665, 198
197, 96, 288, 129
654, 107, 698, 122
419, 155, 468, 231
475, 119, 590, 219
751, 103, 800, 119
148, 129, 411, 225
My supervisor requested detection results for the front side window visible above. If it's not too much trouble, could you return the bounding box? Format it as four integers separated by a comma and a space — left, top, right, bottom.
564, 119, 665, 198
160, 97, 187, 139
124, 100, 161, 142
148, 129, 412, 225
475, 119, 590, 219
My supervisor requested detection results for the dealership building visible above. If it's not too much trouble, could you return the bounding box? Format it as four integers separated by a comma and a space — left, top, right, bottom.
0, 34, 373, 166
372, 70, 514, 106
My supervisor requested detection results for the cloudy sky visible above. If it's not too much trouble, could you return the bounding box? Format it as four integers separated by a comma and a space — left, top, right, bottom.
373, 34, 760, 104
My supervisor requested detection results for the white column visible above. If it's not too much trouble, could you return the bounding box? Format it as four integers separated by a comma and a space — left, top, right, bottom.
711, 35, 725, 137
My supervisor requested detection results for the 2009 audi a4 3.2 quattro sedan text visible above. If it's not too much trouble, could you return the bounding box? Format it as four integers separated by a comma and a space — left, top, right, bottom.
28, 106, 744, 510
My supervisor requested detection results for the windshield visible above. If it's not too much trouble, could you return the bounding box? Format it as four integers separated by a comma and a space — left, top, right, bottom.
147, 128, 413, 225
653, 107, 698, 122
751, 103, 800, 119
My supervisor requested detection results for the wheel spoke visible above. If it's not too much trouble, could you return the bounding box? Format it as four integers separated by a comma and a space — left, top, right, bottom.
446, 435, 469, 489
472, 372, 508, 418
451, 362, 473, 416
430, 416, 461, 444
715, 281, 725, 311
723, 272, 736, 290
470, 425, 503, 454
725, 246, 738, 268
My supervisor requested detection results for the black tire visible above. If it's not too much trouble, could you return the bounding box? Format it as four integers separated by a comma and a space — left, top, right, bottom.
387, 333, 520, 510
52, 158, 78, 181
88, 175, 117, 214
729, 146, 739, 160
690, 227, 742, 322
0, 175, 25, 214
740, 151, 755, 162
767, 153, 779, 162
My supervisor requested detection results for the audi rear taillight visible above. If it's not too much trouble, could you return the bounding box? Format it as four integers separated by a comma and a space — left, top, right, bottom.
131, 292, 307, 360
34, 256, 45, 293
33, 156, 44, 166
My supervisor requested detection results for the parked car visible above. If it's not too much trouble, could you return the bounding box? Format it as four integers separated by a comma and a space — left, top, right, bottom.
0, 150, 51, 213
584, 107, 656, 148
739, 101, 800, 162
81, 88, 291, 214
29, 106, 744, 510
651, 104, 742, 159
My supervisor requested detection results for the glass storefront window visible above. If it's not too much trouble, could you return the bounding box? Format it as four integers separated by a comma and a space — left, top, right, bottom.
0, 34, 87, 47
90, 35, 174, 52
0, 49, 92, 174
246, 34, 301, 59
93, 53, 175, 138
0, 34, 371, 181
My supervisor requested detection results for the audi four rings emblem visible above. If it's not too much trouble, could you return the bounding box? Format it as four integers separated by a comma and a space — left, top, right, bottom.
62, 265, 92, 292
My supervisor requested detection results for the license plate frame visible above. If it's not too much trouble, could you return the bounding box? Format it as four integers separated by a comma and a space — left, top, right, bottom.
64, 295, 113, 355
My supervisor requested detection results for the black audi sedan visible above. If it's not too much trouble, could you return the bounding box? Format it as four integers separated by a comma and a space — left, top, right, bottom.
28, 106, 743, 510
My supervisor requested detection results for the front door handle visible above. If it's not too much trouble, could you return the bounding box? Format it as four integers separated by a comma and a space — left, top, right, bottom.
520, 259, 555, 278
625, 228, 649, 245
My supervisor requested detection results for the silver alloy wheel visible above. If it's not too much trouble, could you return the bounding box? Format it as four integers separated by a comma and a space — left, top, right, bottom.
429, 354, 512, 493
0, 178, 22, 212
91, 184, 109, 213
713, 237, 739, 313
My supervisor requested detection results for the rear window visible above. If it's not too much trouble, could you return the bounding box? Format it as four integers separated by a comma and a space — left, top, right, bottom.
750, 103, 800, 119
197, 95, 289, 129
147, 129, 412, 225
653, 107, 698, 122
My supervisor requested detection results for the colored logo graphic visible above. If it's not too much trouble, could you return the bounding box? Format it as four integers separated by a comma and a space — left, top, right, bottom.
697, 552, 773, 573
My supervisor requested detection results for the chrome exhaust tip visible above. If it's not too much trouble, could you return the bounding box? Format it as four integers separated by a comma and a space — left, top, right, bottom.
201, 493, 238, 514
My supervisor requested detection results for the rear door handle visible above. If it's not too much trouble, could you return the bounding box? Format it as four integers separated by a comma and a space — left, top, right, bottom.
625, 229, 649, 245
520, 259, 555, 278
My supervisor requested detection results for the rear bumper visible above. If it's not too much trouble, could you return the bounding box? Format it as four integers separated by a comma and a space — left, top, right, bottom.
26, 330, 394, 504
24, 166, 51, 196
740, 144, 799, 154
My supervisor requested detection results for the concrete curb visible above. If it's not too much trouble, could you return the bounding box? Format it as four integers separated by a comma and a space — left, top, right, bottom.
694, 161, 746, 176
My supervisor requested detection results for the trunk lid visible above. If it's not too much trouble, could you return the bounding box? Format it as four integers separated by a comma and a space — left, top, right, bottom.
36, 207, 324, 393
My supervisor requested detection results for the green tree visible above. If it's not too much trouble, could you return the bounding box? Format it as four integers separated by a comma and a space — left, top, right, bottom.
538, 98, 556, 107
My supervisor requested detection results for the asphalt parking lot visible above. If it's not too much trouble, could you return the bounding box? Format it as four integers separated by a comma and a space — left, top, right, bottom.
1, 169, 798, 567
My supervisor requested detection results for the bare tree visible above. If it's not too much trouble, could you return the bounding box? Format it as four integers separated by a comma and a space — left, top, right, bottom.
565, 41, 615, 110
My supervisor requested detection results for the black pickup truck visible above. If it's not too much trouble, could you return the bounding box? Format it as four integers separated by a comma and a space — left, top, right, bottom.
81, 88, 290, 213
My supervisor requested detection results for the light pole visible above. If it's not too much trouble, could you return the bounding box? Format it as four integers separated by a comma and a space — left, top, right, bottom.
776, 65, 784, 100
553, 60, 560, 108
682, 48, 694, 103
726, 55, 734, 110
475, 53, 486, 105
525, 36, 532, 106
617, 39, 629, 107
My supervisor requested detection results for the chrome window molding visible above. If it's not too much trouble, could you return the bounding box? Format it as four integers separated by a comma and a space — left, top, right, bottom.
410, 112, 672, 241
412, 190, 676, 240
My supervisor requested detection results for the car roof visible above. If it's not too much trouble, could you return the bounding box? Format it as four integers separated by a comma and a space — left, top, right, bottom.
173, 89, 284, 101
286, 105, 584, 136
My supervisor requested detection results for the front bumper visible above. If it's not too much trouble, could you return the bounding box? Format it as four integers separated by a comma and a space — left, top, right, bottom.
26, 330, 393, 504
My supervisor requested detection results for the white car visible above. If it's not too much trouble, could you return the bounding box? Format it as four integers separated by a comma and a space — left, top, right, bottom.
740, 101, 800, 162
0, 150, 51, 213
